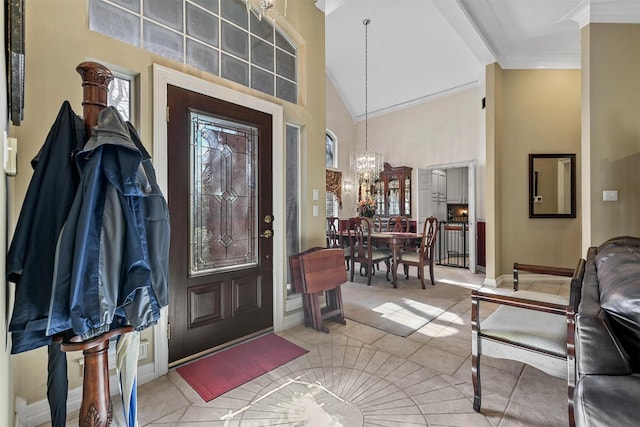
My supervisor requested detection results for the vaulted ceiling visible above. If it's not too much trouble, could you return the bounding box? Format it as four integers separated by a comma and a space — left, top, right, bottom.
316, 0, 640, 119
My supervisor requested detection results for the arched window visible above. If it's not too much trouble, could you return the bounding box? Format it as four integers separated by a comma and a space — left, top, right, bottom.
325, 130, 339, 216
325, 131, 337, 168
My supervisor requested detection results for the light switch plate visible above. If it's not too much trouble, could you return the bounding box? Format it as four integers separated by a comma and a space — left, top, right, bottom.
312, 189, 319, 201
4, 132, 17, 176
603, 190, 618, 202
312, 205, 318, 216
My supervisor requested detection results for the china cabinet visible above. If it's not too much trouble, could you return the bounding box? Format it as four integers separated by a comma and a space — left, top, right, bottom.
373, 163, 412, 217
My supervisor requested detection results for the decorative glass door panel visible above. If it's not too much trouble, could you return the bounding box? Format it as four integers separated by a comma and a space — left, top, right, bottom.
405, 177, 411, 216
190, 112, 258, 275
388, 176, 399, 215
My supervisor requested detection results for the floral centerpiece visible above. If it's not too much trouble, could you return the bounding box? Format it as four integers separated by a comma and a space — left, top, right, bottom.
357, 197, 377, 218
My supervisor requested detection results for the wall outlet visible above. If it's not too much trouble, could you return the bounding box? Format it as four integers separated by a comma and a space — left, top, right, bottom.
603, 190, 618, 202
313, 205, 318, 216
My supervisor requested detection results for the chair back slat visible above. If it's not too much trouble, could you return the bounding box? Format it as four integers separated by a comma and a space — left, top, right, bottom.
387, 216, 409, 232
421, 217, 438, 260
326, 216, 342, 249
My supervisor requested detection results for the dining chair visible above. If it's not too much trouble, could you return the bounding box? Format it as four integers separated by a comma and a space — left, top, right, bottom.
326, 216, 350, 270
398, 216, 438, 288
372, 216, 384, 232
387, 215, 409, 232
348, 217, 391, 285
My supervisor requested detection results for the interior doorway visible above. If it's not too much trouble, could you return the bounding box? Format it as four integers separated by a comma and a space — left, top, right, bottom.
417, 162, 477, 273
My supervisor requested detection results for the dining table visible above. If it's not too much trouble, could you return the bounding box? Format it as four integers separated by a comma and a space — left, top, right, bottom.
337, 229, 422, 288
369, 232, 423, 288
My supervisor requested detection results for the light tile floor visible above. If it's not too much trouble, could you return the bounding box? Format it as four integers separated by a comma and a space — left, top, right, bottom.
50, 266, 571, 426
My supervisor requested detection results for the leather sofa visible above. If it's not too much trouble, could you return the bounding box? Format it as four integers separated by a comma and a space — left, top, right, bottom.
571, 236, 640, 426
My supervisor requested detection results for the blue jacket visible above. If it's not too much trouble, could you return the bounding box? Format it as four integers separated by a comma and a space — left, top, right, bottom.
7, 101, 85, 353
47, 107, 169, 340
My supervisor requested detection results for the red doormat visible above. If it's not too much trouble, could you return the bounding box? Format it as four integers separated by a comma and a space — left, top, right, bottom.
176, 333, 308, 402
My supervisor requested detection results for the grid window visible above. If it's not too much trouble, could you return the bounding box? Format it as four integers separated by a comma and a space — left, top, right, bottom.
89, 0, 297, 103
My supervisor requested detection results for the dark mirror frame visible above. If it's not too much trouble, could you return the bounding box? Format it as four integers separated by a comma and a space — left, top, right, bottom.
529, 153, 576, 218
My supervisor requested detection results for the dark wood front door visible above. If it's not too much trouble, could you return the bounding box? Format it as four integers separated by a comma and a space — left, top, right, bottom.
167, 85, 274, 364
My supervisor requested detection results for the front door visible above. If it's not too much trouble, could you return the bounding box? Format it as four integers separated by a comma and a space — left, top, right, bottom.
167, 85, 274, 364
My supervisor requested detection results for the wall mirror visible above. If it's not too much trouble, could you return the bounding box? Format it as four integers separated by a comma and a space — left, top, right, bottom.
529, 153, 576, 218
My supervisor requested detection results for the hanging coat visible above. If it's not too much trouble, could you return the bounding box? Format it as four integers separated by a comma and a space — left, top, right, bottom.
6, 101, 85, 427
46, 106, 167, 340
6, 101, 85, 353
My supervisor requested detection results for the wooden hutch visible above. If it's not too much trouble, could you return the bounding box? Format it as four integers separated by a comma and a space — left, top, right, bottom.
359, 162, 412, 218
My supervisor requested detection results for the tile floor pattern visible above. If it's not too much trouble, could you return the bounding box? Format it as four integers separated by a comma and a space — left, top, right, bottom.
46, 266, 571, 426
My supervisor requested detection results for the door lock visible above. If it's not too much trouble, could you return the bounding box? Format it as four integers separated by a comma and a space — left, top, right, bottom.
264, 215, 273, 223
260, 229, 273, 238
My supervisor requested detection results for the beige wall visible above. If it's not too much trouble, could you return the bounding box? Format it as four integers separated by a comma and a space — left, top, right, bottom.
325, 77, 357, 216
7, 0, 325, 406
497, 69, 582, 273
485, 63, 503, 280
583, 23, 640, 247
327, 79, 487, 221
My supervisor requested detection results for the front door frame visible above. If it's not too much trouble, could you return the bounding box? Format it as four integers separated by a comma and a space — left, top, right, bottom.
152, 64, 285, 376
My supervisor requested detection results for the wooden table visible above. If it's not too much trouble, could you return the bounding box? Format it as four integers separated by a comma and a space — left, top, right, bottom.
370, 232, 423, 287
289, 248, 347, 333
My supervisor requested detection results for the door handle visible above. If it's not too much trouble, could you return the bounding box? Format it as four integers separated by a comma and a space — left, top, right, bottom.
260, 229, 273, 238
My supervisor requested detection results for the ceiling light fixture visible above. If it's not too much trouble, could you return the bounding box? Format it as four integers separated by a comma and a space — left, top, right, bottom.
245, 0, 286, 21
350, 18, 384, 186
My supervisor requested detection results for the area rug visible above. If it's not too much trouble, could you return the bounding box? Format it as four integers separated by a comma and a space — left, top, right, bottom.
341, 273, 471, 337
176, 333, 308, 402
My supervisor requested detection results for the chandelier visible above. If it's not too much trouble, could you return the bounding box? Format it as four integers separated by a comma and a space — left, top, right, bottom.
245, 0, 287, 21
350, 18, 384, 184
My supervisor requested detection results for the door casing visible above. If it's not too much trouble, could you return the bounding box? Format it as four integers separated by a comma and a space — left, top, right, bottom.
152, 64, 286, 375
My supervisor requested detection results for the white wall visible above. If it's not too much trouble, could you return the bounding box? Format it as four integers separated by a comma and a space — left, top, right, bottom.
1, 4, 15, 426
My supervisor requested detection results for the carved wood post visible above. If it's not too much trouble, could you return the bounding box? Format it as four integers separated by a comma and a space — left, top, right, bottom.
75, 61, 112, 138
60, 61, 132, 427
62, 329, 131, 427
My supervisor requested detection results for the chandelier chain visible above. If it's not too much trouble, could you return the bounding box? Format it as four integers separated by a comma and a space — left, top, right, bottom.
364, 18, 369, 151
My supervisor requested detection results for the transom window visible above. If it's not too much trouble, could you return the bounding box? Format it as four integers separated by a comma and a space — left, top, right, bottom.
89, 0, 297, 103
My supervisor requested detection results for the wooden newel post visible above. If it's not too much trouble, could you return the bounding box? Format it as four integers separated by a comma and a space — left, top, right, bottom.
75, 61, 113, 138
59, 61, 132, 427
62, 328, 132, 426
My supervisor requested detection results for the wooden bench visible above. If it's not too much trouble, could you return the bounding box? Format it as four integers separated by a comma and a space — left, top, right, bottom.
289, 248, 347, 333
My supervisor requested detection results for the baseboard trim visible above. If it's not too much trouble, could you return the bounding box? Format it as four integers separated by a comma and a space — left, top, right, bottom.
15, 363, 156, 427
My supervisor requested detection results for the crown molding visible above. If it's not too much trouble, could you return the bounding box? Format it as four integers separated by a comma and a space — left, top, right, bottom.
499, 52, 582, 70
563, 0, 640, 29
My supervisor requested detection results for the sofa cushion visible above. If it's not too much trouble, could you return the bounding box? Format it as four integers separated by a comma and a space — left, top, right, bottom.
575, 313, 631, 376
595, 244, 640, 370
574, 375, 640, 427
